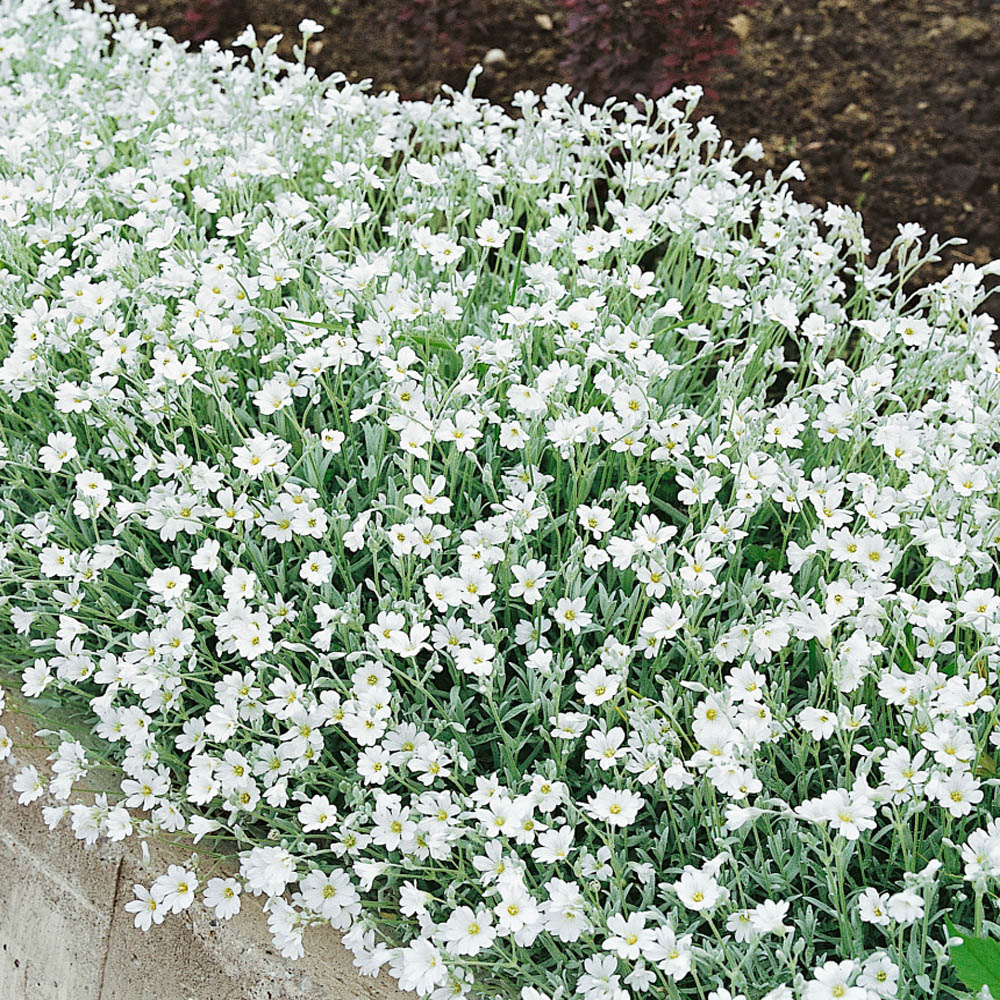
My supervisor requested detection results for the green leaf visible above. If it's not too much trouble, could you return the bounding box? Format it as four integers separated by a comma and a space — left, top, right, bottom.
947, 919, 1000, 995
744, 543, 783, 571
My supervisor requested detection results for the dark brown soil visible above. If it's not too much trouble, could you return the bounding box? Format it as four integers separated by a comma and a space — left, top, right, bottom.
104, 0, 1000, 298
709, 0, 1000, 285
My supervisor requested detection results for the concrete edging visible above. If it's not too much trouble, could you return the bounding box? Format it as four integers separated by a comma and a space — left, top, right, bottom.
0, 710, 407, 1000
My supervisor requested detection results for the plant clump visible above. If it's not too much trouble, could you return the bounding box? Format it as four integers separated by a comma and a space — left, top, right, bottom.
0, 2, 999, 999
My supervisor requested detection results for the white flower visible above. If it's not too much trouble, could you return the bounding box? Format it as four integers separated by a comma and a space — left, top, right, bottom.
298, 794, 337, 832
389, 939, 448, 994
803, 960, 865, 1000
886, 889, 924, 924
240, 846, 298, 897
439, 905, 496, 956
299, 550, 332, 585
672, 866, 727, 912
509, 559, 550, 605
542, 877, 591, 942
298, 869, 359, 926
575, 665, 620, 706
553, 596, 592, 635
320, 428, 345, 452
151, 865, 198, 914
125, 884, 165, 931
602, 910, 653, 960
798, 705, 837, 740
203, 877, 242, 920
858, 953, 899, 998
577, 503, 614, 538
824, 788, 877, 841
475, 217, 509, 248
404, 474, 453, 516
39, 431, 78, 472
584, 726, 627, 771
191, 538, 221, 572
146, 565, 191, 602
13, 765, 44, 804
750, 899, 790, 935
584, 786, 644, 828
927, 769, 983, 817
645, 924, 692, 980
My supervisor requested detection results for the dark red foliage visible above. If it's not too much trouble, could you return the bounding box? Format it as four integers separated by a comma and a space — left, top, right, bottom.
559, 0, 757, 102
178, 0, 228, 43
398, 0, 486, 74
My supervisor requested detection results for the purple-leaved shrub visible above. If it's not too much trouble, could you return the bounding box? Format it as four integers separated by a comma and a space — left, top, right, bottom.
560, 0, 757, 102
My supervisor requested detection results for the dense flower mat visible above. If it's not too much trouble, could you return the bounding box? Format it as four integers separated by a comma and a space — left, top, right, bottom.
0, 1, 998, 997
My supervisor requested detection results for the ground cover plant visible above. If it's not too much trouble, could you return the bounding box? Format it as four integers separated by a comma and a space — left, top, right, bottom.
107, 0, 1000, 298
1, 1, 999, 997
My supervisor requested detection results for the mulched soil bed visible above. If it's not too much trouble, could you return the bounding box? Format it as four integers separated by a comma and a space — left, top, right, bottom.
104, 0, 999, 304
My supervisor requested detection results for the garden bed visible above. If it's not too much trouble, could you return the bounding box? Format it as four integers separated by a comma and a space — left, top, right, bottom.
2, 2, 999, 999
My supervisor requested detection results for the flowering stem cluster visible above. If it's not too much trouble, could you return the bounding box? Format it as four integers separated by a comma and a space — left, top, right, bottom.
0, 3, 998, 999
